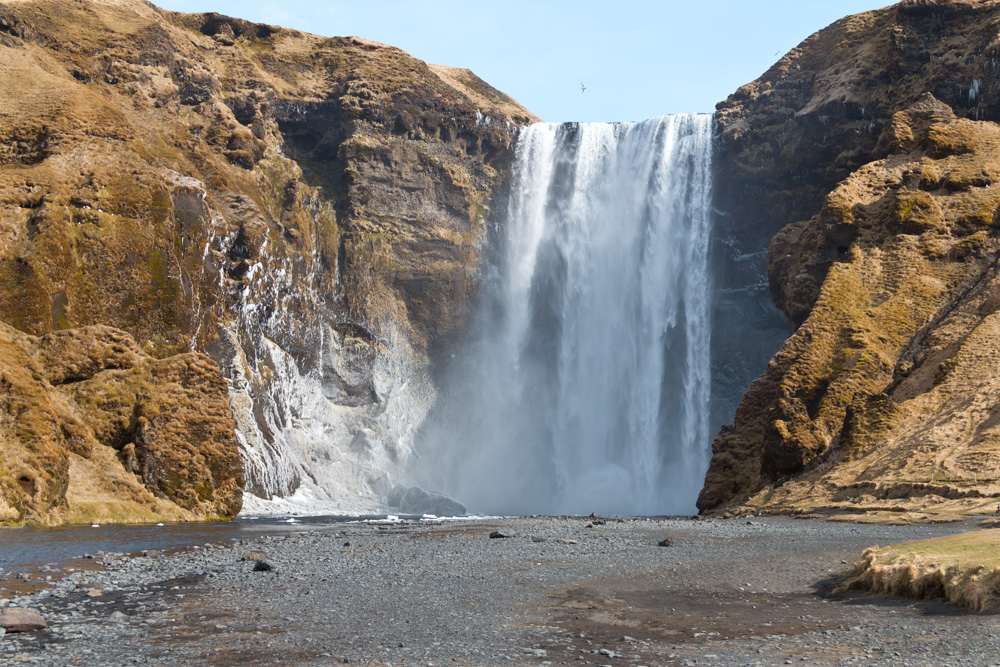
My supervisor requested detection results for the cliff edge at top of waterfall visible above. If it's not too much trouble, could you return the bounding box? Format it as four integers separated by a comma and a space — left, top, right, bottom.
0, 0, 535, 524
702, 0, 1000, 521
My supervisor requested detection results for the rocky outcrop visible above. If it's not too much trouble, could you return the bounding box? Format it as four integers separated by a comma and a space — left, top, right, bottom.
702, 0, 1000, 518
0, 0, 534, 521
0, 321, 242, 524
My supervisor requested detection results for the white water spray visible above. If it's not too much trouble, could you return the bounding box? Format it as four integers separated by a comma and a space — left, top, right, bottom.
425, 114, 715, 515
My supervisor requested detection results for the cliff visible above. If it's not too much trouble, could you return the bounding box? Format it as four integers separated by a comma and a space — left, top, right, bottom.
0, 0, 534, 523
0, 322, 242, 523
702, 0, 1000, 519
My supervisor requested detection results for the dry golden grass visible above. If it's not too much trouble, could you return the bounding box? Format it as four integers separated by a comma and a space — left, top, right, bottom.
0, 321, 241, 525
841, 529, 1000, 611
58, 447, 195, 525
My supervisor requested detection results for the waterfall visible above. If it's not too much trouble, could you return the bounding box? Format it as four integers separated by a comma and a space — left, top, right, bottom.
423, 114, 715, 516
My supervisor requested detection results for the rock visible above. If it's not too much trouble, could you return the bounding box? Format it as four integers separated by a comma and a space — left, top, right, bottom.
0, 608, 46, 632
558, 539, 578, 545
241, 551, 268, 562
530, 536, 546, 543
86, 589, 103, 597
658, 538, 675, 547
489, 531, 510, 539
386, 486, 467, 517
253, 560, 272, 572
142, 550, 160, 558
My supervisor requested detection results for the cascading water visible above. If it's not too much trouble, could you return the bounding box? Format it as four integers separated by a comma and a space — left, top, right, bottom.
422, 114, 714, 516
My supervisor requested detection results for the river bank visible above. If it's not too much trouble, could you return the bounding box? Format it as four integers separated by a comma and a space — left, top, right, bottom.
1, 515, 997, 666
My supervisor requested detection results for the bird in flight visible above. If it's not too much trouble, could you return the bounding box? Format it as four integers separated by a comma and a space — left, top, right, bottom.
580, 83, 586, 93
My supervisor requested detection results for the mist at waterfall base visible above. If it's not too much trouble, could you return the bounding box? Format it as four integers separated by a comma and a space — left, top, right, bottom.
419, 114, 715, 516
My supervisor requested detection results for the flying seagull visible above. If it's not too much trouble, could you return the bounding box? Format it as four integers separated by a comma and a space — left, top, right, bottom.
580, 83, 586, 93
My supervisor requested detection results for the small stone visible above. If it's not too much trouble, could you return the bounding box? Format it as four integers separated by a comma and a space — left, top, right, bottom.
86, 589, 103, 597
253, 560, 272, 572
0, 608, 46, 632
620, 636, 635, 642
531, 536, 546, 543
658, 538, 675, 547
489, 531, 510, 539
109, 611, 125, 621
241, 551, 268, 562
143, 550, 161, 558
558, 539, 578, 545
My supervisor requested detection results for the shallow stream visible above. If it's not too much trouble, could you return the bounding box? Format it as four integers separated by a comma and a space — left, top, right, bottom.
0, 514, 423, 571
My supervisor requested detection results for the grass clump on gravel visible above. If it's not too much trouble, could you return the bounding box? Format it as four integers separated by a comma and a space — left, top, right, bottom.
841, 528, 1000, 611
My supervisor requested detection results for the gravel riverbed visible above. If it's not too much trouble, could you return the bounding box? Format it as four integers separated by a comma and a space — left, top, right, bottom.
1, 515, 998, 666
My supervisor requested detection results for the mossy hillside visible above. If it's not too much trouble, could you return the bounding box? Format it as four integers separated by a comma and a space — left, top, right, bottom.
0, 326, 70, 522
700, 97, 1000, 518
0, 321, 241, 525
0, 0, 533, 358
716, 0, 1000, 252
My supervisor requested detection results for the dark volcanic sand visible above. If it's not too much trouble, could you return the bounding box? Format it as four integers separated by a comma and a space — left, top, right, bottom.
1, 516, 997, 666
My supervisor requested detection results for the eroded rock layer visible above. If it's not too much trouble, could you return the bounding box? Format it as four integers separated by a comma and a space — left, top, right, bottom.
0, 0, 534, 522
703, 0, 1000, 518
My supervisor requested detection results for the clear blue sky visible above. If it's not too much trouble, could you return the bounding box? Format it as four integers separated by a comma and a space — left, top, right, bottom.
156, 1, 893, 123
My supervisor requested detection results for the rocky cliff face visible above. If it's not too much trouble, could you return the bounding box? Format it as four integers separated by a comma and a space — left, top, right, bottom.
702, 0, 1000, 519
0, 0, 534, 523
0, 321, 242, 523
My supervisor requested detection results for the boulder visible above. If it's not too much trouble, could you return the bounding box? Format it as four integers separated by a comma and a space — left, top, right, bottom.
0, 608, 46, 632
386, 485, 466, 517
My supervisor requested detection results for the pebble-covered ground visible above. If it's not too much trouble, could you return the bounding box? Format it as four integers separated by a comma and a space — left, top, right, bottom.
1, 516, 998, 666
